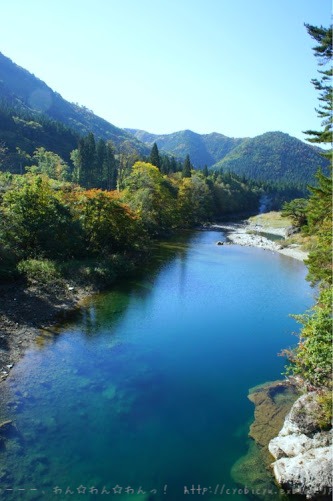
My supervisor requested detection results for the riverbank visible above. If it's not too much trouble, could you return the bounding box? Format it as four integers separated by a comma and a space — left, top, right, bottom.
0, 281, 92, 382
0, 250, 150, 383
211, 212, 308, 262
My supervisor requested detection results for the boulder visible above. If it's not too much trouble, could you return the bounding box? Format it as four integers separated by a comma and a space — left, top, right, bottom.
279, 392, 324, 436
269, 392, 333, 498
272, 446, 332, 499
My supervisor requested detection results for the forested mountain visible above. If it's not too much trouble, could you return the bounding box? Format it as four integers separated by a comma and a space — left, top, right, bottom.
126, 128, 245, 167
0, 52, 148, 156
0, 103, 80, 172
127, 128, 329, 186
213, 131, 329, 185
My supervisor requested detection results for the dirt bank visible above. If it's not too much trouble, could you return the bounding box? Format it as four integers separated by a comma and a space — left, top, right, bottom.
0, 281, 91, 383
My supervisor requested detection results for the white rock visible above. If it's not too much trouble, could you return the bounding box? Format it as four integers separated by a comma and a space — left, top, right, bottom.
279, 392, 322, 436
269, 433, 312, 459
272, 446, 333, 498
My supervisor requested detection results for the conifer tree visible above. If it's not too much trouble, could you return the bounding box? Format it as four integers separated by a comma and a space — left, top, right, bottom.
182, 154, 192, 178
78, 132, 96, 187
149, 142, 161, 170
96, 138, 107, 188
105, 141, 118, 190
303, 24, 332, 286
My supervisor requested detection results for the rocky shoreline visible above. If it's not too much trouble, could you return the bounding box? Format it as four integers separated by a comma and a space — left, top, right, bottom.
210, 220, 308, 262
232, 381, 333, 500
269, 391, 332, 499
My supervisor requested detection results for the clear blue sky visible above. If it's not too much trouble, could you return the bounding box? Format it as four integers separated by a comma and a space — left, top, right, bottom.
1, 0, 331, 141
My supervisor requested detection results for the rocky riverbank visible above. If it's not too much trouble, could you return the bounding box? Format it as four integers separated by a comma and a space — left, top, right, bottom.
232, 380, 333, 500
269, 392, 332, 499
211, 219, 308, 262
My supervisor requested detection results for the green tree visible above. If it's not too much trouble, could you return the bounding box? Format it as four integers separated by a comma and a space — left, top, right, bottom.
283, 24, 332, 391
149, 143, 161, 170
105, 141, 118, 190
283, 288, 332, 388
182, 154, 192, 178
71, 189, 142, 255
303, 24, 332, 149
29, 147, 70, 181
77, 132, 97, 187
178, 173, 213, 226
0, 176, 75, 260
303, 24, 332, 286
202, 165, 209, 177
281, 198, 308, 227
96, 138, 107, 188
123, 162, 177, 236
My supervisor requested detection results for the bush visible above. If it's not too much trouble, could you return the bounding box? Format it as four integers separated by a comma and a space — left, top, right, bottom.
282, 287, 332, 388
315, 391, 332, 430
17, 259, 61, 284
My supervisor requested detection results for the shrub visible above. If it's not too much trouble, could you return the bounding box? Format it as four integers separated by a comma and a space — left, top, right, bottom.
17, 259, 61, 284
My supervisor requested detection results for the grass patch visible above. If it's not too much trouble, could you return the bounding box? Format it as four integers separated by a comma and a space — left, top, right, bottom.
249, 211, 292, 229
281, 233, 316, 252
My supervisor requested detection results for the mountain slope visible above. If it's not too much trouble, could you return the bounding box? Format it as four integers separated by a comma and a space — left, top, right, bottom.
126, 128, 245, 167
129, 127, 329, 186
0, 103, 81, 173
213, 131, 329, 185
0, 52, 148, 155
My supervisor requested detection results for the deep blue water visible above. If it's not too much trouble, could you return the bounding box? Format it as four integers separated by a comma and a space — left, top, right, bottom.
0, 231, 314, 500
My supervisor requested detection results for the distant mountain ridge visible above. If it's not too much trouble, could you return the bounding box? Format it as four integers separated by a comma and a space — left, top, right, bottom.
0, 52, 148, 156
126, 128, 246, 167
127, 128, 329, 185
214, 131, 329, 185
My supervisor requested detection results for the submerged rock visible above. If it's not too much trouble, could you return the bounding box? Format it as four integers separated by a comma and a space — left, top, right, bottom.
231, 380, 300, 499
248, 380, 300, 447
0, 420, 18, 438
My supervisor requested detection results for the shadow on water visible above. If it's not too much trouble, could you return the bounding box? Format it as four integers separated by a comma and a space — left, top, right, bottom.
28, 231, 196, 348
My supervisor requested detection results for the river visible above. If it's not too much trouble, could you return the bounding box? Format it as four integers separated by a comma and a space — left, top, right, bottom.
0, 230, 314, 500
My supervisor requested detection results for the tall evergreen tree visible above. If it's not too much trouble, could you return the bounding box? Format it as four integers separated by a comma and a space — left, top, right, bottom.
160, 155, 171, 174
105, 141, 118, 190
149, 142, 161, 170
182, 154, 192, 178
96, 138, 107, 188
170, 156, 178, 173
304, 24, 332, 152
203, 165, 209, 177
303, 24, 332, 286
78, 132, 97, 187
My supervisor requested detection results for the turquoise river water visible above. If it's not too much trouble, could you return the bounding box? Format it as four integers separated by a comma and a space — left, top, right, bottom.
0, 230, 314, 500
